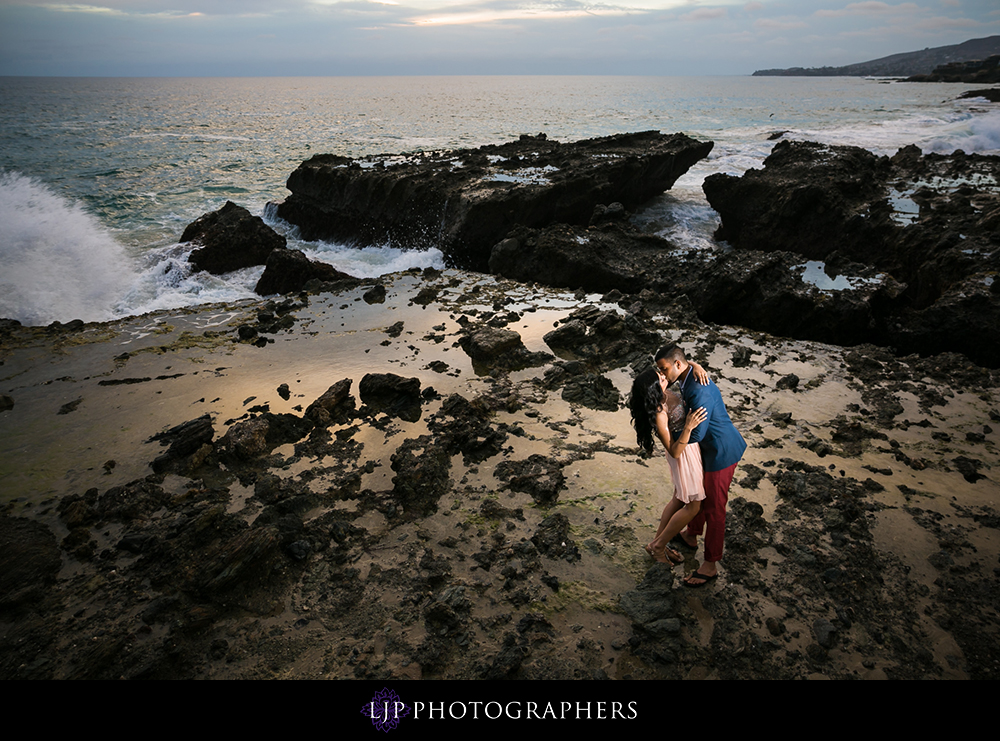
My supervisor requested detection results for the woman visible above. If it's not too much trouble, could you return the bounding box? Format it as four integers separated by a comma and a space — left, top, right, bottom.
629, 365, 708, 566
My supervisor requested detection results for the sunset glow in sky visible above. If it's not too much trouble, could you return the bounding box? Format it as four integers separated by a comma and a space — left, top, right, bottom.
1, 0, 998, 76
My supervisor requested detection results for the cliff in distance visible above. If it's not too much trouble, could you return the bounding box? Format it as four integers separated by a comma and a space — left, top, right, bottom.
753, 35, 1000, 77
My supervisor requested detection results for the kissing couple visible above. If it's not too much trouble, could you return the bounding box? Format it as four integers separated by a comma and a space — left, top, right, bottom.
628, 343, 747, 587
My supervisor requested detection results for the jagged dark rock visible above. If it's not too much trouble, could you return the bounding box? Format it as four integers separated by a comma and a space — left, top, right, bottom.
958, 88, 1000, 103
389, 435, 451, 516
358, 373, 422, 422
703, 140, 1000, 366
219, 413, 312, 462
147, 414, 215, 474
304, 379, 355, 427
490, 222, 665, 295
275, 131, 713, 271
620, 563, 677, 626
254, 247, 358, 296
182, 201, 286, 275
496, 455, 566, 505
457, 322, 552, 372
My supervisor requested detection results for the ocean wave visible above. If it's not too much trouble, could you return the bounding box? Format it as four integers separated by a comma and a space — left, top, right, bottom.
301, 241, 447, 279
784, 107, 1000, 156
924, 109, 1000, 155
0, 171, 138, 326
113, 252, 261, 318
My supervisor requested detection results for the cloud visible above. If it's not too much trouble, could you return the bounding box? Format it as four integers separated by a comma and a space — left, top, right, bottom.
913, 13, 981, 28
679, 7, 727, 21
25, 1, 293, 16
404, 0, 656, 27
3, 0, 998, 76
815, 2, 920, 17
753, 16, 808, 30
43, 3, 126, 13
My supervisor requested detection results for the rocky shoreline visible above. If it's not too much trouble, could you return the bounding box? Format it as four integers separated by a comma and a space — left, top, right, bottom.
166, 130, 1000, 369
3, 129, 999, 680
1, 269, 997, 679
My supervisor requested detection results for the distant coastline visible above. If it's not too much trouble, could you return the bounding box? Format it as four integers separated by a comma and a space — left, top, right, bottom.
754, 34, 1000, 78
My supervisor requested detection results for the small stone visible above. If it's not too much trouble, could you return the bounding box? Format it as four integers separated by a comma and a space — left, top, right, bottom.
812, 618, 837, 649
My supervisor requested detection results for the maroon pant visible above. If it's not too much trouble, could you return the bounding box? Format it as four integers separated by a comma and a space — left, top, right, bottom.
685, 462, 737, 563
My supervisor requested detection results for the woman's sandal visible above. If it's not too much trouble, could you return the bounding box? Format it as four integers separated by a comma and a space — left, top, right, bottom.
651, 545, 684, 565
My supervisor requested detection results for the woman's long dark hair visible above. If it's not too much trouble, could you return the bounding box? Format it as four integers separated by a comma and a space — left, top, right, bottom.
628, 368, 665, 454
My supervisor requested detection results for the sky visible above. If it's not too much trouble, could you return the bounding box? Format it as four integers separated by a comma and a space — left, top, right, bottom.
1, 0, 998, 76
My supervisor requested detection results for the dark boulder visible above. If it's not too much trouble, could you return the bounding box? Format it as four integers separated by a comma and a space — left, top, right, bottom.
958, 88, 1000, 103
182, 201, 286, 275
457, 322, 551, 372
358, 373, 422, 422
195, 525, 282, 596
389, 435, 451, 516
541, 303, 663, 368
678, 250, 906, 348
254, 247, 358, 296
276, 131, 713, 271
304, 379, 355, 427
620, 563, 677, 626
427, 393, 508, 464
219, 413, 312, 462
529, 512, 579, 559
495, 455, 566, 505
146, 414, 215, 474
559, 373, 621, 412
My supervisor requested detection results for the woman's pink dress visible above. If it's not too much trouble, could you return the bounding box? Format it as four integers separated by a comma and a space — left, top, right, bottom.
663, 389, 706, 504
666, 442, 705, 504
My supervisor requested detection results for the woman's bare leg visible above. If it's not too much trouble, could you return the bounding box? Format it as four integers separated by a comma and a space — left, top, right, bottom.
649, 498, 701, 563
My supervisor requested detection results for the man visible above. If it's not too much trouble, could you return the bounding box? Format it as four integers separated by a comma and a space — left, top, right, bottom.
655, 343, 746, 587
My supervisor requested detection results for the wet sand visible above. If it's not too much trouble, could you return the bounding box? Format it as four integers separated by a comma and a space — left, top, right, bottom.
1, 269, 997, 679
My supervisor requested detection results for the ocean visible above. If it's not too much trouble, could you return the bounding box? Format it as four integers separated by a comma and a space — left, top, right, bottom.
2, 75, 999, 326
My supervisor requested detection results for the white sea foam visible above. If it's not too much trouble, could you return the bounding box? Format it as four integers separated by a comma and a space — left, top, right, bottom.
301, 241, 446, 279
0, 171, 138, 325
264, 205, 447, 278
113, 251, 261, 318
783, 108, 1000, 156
924, 109, 1000, 154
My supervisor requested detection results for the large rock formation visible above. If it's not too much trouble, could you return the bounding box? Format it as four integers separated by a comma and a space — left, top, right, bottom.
488, 140, 1000, 366
275, 131, 713, 271
702, 140, 1000, 367
489, 221, 905, 350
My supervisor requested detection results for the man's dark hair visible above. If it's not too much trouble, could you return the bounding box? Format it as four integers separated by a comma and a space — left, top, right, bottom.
654, 343, 686, 364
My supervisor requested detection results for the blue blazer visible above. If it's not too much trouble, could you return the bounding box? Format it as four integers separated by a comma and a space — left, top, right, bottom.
680, 369, 747, 473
